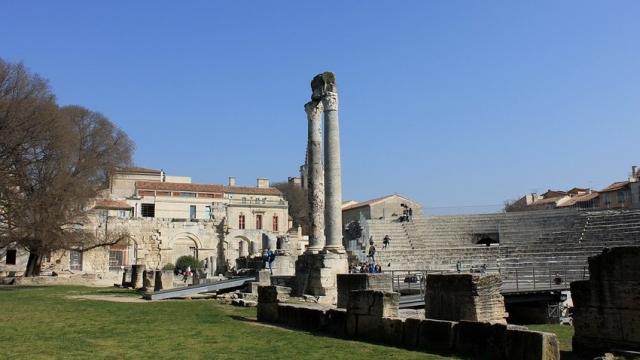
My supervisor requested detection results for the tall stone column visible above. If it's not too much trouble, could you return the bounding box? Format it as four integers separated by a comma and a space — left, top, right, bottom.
322, 90, 345, 253
305, 101, 325, 253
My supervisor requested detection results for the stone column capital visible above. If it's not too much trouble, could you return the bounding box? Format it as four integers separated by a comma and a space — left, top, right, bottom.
304, 101, 323, 117
321, 92, 338, 112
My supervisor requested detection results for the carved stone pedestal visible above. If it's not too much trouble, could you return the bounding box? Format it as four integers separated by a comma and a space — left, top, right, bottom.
293, 252, 349, 304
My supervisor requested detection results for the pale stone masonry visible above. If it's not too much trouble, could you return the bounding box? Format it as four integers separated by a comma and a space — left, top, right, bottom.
257, 286, 559, 360
293, 72, 348, 303
425, 273, 506, 323
305, 101, 325, 253
321, 88, 344, 253
571, 246, 640, 357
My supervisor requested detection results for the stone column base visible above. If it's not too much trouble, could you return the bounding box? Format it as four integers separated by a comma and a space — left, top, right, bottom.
293, 252, 349, 305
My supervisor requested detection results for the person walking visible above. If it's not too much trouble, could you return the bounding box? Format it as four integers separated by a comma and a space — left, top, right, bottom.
267, 248, 275, 274
382, 235, 390, 249
368, 244, 376, 263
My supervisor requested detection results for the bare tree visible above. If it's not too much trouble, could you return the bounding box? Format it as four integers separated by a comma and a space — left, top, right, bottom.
273, 181, 308, 234
0, 58, 134, 275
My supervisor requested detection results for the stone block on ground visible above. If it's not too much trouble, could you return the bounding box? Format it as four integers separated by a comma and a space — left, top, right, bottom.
382, 317, 405, 346
257, 285, 291, 304
418, 319, 457, 353
257, 270, 271, 285
425, 273, 505, 323
336, 273, 393, 308
326, 308, 347, 337
160, 271, 174, 290
455, 320, 508, 359
572, 247, 640, 357
505, 328, 560, 360
402, 317, 422, 349
277, 303, 327, 331
347, 290, 399, 318
257, 303, 278, 323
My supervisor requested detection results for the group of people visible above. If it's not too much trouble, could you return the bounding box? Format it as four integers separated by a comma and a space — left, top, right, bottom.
350, 262, 383, 274
400, 204, 413, 222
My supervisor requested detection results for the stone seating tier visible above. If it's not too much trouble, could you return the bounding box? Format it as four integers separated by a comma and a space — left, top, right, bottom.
365, 209, 640, 276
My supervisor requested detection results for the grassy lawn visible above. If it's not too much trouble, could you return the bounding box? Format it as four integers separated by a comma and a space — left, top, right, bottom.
0, 286, 453, 360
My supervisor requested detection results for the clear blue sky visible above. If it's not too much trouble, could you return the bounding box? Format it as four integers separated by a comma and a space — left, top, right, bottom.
2, 1, 639, 214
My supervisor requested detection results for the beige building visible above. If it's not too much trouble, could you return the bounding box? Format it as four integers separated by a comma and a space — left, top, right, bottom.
506, 165, 640, 212
342, 194, 422, 226
1, 167, 291, 280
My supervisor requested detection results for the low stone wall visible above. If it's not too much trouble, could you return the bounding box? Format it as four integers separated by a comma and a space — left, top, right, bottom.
257, 287, 558, 359
256, 285, 292, 323
425, 273, 506, 322
336, 273, 392, 308
571, 246, 640, 357
271, 275, 295, 288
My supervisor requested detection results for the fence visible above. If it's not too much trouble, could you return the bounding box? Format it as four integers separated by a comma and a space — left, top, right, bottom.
388, 262, 589, 295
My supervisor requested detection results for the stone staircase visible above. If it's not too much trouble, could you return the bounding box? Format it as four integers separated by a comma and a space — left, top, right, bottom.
364, 209, 640, 280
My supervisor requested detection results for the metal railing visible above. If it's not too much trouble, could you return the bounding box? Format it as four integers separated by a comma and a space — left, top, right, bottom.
388, 269, 452, 297
497, 264, 588, 293
388, 262, 589, 295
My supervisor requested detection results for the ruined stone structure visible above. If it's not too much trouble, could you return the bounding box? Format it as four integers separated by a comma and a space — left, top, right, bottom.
571, 246, 640, 357
257, 284, 560, 360
0, 168, 296, 282
336, 273, 393, 308
304, 100, 325, 253
294, 72, 348, 303
425, 273, 506, 323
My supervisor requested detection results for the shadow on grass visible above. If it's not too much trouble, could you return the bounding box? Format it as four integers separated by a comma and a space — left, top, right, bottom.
92, 288, 140, 296
229, 315, 259, 323
0, 285, 49, 291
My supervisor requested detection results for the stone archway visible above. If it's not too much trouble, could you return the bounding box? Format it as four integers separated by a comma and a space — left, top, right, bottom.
171, 232, 202, 263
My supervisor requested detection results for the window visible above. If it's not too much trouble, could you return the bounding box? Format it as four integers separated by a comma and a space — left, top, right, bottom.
273, 215, 278, 232
141, 203, 155, 218
239, 215, 245, 229
205, 206, 212, 220
70, 250, 83, 271
262, 198, 266, 204
118, 209, 129, 219
618, 190, 626, 204
190, 205, 197, 220
180, 192, 196, 198
5, 249, 17, 265
256, 214, 263, 230
109, 250, 123, 270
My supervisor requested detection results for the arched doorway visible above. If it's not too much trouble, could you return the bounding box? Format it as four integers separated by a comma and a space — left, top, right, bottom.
172, 233, 202, 264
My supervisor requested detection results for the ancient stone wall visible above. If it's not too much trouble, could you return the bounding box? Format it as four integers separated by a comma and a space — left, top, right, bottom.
571, 246, 640, 357
336, 273, 393, 308
425, 273, 506, 322
257, 287, 559, 360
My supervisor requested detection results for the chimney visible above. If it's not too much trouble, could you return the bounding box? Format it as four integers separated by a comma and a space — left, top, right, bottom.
257, 178, 270, 189
160, 169, 166, 182
633, 166, 638, 177
228, 177, 236, 187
